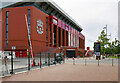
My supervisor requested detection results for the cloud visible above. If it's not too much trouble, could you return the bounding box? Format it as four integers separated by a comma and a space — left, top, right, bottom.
53, 0, 119, 50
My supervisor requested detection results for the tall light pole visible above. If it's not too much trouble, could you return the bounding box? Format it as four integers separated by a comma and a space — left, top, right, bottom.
103, 24, 107, 39
103, 24, 107, 48
108, 33, 111, 43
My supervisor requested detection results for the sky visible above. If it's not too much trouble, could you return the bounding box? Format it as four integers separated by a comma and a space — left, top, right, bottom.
0, 0, 119, 50
53, 0, 119, 50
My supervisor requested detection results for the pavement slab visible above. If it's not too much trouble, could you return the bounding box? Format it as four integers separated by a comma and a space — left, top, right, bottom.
1, 63, 118, 81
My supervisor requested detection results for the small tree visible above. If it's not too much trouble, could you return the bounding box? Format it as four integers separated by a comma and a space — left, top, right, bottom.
96, 30, 110, 55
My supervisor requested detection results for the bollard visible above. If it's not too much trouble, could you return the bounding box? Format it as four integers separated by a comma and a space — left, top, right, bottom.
27, 50, 30, 71
40, 52, 41, 68
10, 51, 14, 74
98, 58, 99, 66
45, 53, 47, 65
73, 57, 75, 65
85, 59, 87, 66
48, 53, 50, 66
112, 58, 114, 66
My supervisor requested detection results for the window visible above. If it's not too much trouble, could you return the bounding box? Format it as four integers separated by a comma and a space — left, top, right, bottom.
46, 17, 48, 42
77, 37, 79, 47
50, 25, 51, 45
6, 11, 9, 40
71, 34, 73, 46
69, 32, 71, 46
6, 40, 8, 46
74, 34, 75, 47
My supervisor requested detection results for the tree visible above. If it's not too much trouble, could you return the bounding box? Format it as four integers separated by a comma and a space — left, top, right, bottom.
108, 38, 120, 54
96, 30, 110, 55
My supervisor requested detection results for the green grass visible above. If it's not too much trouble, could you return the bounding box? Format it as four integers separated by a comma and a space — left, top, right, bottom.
108, 56, 120, 59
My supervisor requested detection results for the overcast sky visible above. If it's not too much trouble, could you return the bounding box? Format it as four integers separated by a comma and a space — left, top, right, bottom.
53, 0, 119, 50
0, 0, 119, 50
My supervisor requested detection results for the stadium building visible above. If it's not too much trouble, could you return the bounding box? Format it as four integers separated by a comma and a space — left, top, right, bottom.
0, 1, 85, 58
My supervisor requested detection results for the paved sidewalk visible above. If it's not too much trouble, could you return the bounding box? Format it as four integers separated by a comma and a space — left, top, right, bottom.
2, 63, 118, 81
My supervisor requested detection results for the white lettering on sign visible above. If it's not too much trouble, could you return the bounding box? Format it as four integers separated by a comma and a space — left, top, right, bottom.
37, 19, 44, 34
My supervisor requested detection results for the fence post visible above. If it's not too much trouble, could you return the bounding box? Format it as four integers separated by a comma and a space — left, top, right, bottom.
40, 52, 41, 68
27, 50, 30, 71
45, 53, 47, 65
54, 53, 56, 65
112, 58, 114, 66
98, 58, 99, 66
85, 59, 87, 66
10, 51, 13, 74
73, 57, 75, 65
48, 53, 50, 66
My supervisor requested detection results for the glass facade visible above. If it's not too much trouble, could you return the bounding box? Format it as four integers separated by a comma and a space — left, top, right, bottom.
50, 25, 51, 45
6, 11, 8, 39
53, 26, 56, 46
71, 34, 73, 46
74, 34, 75, 47
69, 32, 71, 46
77, 37, 79, 47
6, 11, 9, 46
46, 17, 48, 42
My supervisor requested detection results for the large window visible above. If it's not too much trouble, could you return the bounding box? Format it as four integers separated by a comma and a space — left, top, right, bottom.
46, 17, 48, 42
71, 34, 73, 46
53, 25, 56, 46
50, 25, 51, 46
74, 34, 75, 47
77, 37, 79, 47
6, 11, 8, 39
6, 11, 9, 46
58, 28, 61, 47
69, 32, 71, 46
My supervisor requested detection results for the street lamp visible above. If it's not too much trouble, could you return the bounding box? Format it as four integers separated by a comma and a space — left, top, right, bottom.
103, 24, 107, 49
103, 24, 107, 38
108, 33, 111, 43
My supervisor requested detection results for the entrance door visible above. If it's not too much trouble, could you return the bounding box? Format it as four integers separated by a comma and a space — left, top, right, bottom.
66, 50, 75, 58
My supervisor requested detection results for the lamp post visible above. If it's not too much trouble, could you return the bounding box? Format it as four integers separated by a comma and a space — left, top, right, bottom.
103, 24, 107, 48
108, 33, 111, 43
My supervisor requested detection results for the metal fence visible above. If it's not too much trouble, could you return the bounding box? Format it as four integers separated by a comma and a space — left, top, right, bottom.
0, 50, 119, 77
65, 57, 119, 66
0, 51, 65, 77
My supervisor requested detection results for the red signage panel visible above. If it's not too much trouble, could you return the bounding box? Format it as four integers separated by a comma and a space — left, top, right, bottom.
58, 19, 62, 27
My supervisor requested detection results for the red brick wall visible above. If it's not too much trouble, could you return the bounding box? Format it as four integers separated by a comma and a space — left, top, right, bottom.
31, 6, 48, 53
2, 6, 48, 52
0, 11, 2, 50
